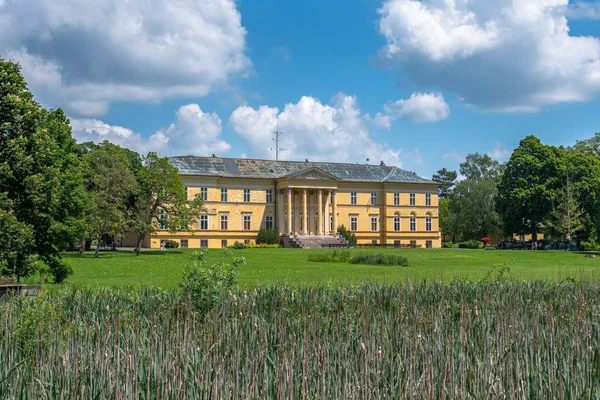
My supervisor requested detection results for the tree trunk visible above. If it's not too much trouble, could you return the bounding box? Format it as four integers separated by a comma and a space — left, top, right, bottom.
134, 233, 145, 255
95, 234, 101, 258
78, 238, 86, 255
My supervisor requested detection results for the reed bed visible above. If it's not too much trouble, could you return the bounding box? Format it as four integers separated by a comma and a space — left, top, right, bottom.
2, 280, 600, 399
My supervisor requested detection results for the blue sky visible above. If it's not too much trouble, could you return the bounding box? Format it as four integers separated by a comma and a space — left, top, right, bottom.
2, 0, 600, 178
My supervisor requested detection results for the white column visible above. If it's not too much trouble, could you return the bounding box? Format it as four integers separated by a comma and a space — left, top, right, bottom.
302, 188, 308, 235
332, 190, 338, 235
286, 188, 292, 235
318, 189, 323, 235
324, 190, 330, 235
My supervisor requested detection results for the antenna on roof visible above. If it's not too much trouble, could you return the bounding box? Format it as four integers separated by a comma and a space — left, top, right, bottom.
271, 117, 284, 161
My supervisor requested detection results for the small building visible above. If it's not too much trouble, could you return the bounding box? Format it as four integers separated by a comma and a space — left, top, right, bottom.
146, 156, 441, 248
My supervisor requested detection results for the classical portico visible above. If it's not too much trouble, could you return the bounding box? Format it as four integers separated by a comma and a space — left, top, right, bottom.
276, 167, 339, 236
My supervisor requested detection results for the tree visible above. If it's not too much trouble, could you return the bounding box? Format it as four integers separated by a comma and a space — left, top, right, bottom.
452, 178, 502, 239
497, 136, 560, 241
573, 132, 600, 159
0, 58, 87, 282
432, 168, 457, 199
82, 141, 137, 257
438, 197, 459, 241
547, 170, 583, 241
129, 153, 203, 255
459, 153, 503, 183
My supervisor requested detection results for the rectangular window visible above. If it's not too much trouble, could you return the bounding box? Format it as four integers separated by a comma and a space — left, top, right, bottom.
394, 192, 400, 206
426, 193, 431, 206
350, 192, 357, 205
180, 239, 188, 249
371, 192, 377, 206
199, 215, 208, 230
221, 240, 228, 248
426, 240, 432, 249
330, 191, 334, 203
410, 193, 416, 206
330, 215, 333, 232
243, 214, 251, 231
370, 216, 378, 232
426, 217, 432, 232
394, 217, 401, 232
220, 214, 228, 230
410, 240, 417, 248
266, 189, 273, 203
200, 240, 208, 248
200, 187, 208, 201
159, 214, 168, 230
394, 240, 400, 247
244, 239, 251, 244
372, 240, 377, 245
221, 188, 228, 202
244, 189, 251, 203
410, 217, 416, 232
350, 216, 358, 231
265, 215, 274, 230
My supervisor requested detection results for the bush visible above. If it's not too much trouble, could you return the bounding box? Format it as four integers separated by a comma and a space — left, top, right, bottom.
180, 250, 245, 314
581, 241, 600, 251
442, 242, 452, 248
231, 241, 246, 249
256, 228, 279, 245
337, 225, 357, 245
45, 258, 73, 283
164, 240, 179, 249
458, 240, 481, 249
309, 250, 409, 266
349, 253, 409, 267
245, 243, 279, 249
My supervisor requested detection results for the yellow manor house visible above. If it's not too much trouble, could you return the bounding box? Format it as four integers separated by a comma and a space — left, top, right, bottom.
148, 156, 441, 249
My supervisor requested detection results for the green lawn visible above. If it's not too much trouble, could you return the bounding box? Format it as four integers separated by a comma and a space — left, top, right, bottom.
27, 248, 600, 289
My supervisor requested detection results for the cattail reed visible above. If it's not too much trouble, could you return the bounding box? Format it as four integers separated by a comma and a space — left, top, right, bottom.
2, 280, 600, 398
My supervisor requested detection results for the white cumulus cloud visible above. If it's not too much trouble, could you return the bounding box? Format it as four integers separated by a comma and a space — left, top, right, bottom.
72, 104, 230, 156
378, 0, 600, 111
229, 94, 406, 167
1, 0, 250, 117
384, 92, 450, 123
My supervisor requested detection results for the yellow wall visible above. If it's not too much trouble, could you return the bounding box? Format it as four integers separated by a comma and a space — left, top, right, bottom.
149, 176, 441, 248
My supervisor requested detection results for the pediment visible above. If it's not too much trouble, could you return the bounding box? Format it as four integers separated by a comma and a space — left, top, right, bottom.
285, 167, 339, 181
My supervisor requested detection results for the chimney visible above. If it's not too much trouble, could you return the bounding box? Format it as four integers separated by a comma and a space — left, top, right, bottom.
380, 161, 385, 166
305, 158, 309, 162
212, 154, 216, 157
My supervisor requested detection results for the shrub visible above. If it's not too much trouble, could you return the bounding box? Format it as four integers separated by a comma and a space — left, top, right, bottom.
581, 241, 600, 251
309, 250, 409, 266
231, 241, 246, 249
180, 250, 244, 314
245, 243, 279, 249
458, 240, 481, 249
256, 228, 279, 245
45, 257, 73, 283
441, 242, 452, 248
337, 225, 357, 245
164, 240, 179, 249
349, 253, 409, 267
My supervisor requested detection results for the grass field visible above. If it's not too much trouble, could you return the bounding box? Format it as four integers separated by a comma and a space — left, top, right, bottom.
31, 248, 600, 288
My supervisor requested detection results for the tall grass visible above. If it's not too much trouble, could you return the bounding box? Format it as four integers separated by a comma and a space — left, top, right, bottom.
2, 280, 600, 398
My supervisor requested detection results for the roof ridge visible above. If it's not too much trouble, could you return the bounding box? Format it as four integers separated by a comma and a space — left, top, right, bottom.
382, 167, 397, 182
169, 155, 396, 169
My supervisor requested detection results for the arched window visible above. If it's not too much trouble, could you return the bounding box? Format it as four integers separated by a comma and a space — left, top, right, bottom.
394, 216, 401, 232
410, 212, 417, 232
425, 212, 432, 232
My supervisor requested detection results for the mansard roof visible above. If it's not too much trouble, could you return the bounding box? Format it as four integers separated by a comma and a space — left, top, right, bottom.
168, 156, 436, 184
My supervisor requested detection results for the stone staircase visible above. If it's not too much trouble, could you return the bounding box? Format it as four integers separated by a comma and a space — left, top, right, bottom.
285, 234, 350, 249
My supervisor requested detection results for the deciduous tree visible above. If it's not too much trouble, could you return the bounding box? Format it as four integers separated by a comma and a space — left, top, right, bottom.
130, 153, 203, 255
82, 141, 137, 257
0, 58, 87, 282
